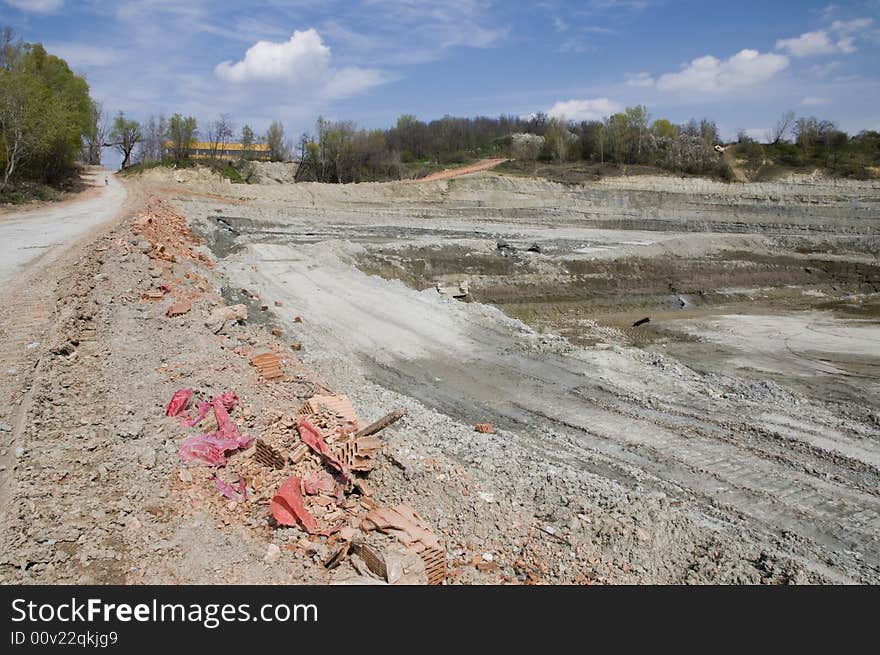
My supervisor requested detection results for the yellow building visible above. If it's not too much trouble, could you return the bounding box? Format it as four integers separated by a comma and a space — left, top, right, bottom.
164, 141, 271, 161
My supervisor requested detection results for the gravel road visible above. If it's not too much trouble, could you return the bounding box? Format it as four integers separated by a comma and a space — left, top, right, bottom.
0, 168, 126, 284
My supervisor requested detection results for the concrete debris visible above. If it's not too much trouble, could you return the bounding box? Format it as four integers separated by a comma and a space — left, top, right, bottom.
435, 280, 470, 298
205, 304, 247, 334
264, 543, 281, 564
361, 504, 440, 550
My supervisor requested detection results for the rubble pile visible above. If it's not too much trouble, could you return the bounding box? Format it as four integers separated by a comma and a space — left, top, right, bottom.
166, 387, 442, 584
122, 193, 446, 584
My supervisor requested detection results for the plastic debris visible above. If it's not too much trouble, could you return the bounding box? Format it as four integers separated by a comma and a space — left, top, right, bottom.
175, 390, 252, 467
270, 476, 318, 534
214, 475, 247, 501
296, 417, 350, 480
165, 388, 193, 417
180, 400, 211, 427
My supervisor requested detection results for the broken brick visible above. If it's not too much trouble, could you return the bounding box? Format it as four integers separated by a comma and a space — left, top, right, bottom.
250, 352, 283, 380
165, 299, 192, 317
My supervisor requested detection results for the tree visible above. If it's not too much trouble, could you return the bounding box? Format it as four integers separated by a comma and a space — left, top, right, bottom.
541, 118, 572, 162
109, 112, 141, 169
206, 113, 234, 160
652, 118, 677, 140
240, 124, 254, 159
266, 120, 288, 162
0, 69, 37, 191
138, 115, 167, 164
1, 30, 94, 190
81, 100, 108, 165
768, 110, 795, 145
166, 113, 197, 161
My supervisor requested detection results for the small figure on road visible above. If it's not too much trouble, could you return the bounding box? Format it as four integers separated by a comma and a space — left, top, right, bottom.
104, 177, 108, 186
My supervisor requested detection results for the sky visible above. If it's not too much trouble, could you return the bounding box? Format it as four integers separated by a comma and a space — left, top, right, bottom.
3, 0, 880, 153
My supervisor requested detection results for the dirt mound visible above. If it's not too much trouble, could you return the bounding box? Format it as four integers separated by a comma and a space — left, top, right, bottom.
250, 162, 299, 184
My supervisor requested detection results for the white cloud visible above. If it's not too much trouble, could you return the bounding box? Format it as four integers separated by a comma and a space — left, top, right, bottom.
800, 96, 832, 106
546, 97, 622, 121
625, 72, 654, 87
3, 0, 63, 12
215, 29, 388, 99
830, 17, 874, 33
44, 42, 122, 67
776, 18, 874, 57
321, 67, 390, 100
656, 49, 789, 93
776, 31, 837, 57
216, 29, 330, 84
836, 36, 856, 53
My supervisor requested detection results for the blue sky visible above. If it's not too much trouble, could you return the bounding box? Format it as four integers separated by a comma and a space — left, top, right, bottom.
3, 0, 879, 145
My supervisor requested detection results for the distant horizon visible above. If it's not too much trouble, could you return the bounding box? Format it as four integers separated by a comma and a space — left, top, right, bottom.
4, 0, 878, 169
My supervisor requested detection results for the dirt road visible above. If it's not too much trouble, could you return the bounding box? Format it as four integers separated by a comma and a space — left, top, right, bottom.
0, 168, 126, 284
0, 168, 126, 521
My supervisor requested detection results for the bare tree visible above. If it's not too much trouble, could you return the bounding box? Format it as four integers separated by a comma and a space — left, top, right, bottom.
207, 113, 234, 160
81, 101, 108, 165
138, 115, 168, 164
768, 110, 795, 145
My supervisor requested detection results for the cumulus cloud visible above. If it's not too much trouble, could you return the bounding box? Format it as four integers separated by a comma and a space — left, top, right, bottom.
776, 31, 838, 57
4, 0, 63, 12
546, 97, 622, 121
656, 49, 789, 93
215, 29, 388, 99
216, 29, 331, 84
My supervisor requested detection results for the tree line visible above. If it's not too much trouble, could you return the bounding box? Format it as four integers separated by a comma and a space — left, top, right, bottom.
3, 26, 878, 198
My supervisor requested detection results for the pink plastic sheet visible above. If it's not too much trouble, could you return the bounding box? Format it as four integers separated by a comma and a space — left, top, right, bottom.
296, 418, 349, 480
165, 388, 193, 417
214, 475, 247, 502
174, 390, 253, 467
